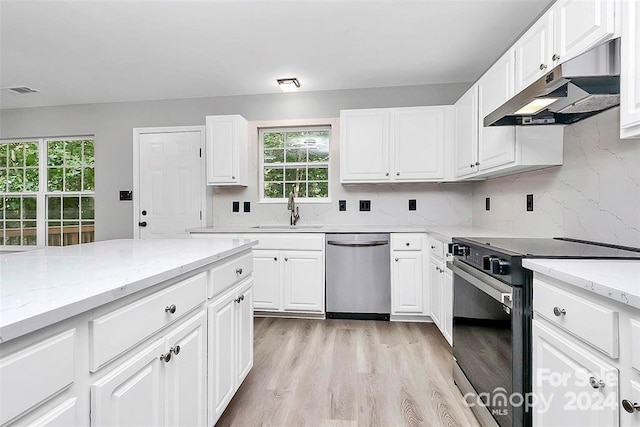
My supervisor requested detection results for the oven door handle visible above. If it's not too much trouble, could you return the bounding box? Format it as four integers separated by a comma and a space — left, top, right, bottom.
447, 259, 513, 308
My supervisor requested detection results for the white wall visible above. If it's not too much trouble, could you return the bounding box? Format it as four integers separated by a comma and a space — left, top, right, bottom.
0, 83, 470, 240
472, 108, 640, 248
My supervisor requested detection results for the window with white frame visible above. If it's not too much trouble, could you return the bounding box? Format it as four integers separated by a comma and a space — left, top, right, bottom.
0, 137, 95, 247
259, 127, 330, 201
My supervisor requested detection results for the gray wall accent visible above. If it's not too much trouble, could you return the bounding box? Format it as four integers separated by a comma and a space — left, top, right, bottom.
0, 83, 470, 241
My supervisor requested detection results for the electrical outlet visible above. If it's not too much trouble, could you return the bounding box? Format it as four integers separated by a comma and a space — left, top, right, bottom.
485, 197, 490, 211
119, 190, 132, 201
232, 201, 240, 212
339, 200, 347, 211
359, 200, 371, 212
526, 194, 534, 212
408, 199, 417, 211
243, 201, 251, 213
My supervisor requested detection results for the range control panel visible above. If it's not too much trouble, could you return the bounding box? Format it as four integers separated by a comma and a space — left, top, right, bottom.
450, 239, 525, 286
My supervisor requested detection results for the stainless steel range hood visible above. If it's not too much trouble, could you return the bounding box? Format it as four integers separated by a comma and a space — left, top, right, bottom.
485, 38, 621, 126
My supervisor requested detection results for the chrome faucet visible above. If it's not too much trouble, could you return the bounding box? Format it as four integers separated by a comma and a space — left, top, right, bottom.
288, 189, 300, 226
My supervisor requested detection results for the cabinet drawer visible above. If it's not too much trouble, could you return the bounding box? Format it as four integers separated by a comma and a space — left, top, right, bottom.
534, 278, 619, 358
0, 329, 75, 425
89, 273, 206, 372
391, 234, 423, 251
209, 252, 254, 298
429, 239, 445, 259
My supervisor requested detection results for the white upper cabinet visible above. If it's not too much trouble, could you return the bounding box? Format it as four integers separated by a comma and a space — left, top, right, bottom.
205, 114, 248, 186
454, 85, 479, 179
340, 109, 390, 182
340, 106, 452, 183
620, 0, 640, 139
514, 10, 555, 93
515, 0, 617, 94
478, 49, 517, 171
553, 0, 616, 66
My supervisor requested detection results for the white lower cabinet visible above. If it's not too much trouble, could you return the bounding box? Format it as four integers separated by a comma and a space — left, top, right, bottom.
533, 319, 619, 427
392, 250, 424, 314
91, 310, 207, 427
252, 250, 280, 310
208, 277, 253, 426
427, 234, 453, 345
428, 258, 443, 327
442, 268, 453, 343
282, 251, 324, 312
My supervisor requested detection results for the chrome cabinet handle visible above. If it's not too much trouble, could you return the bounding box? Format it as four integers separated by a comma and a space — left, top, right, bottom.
622, 399, 640, 413
540, 63, 547, 70
552, 54, 560, 61
236, 268, 243, 274
396, 172, 400, 176
232, 176, 235, 179
470, 164, 474, 168
395, 258, 399, 262
165, 304, 177, 314
273, 257, 277, 261
138, 221, 147, 227
234, 297, 241, 303
284, 258, 289, 261
553, 307, 566, 316
160, 352, 172, 363
405, 242, 410, 246
475, 161, 480, 166
171, 345, 181, 356
431, 245, 436, 249
589, 377, 605, 389
385, 172, 389, 176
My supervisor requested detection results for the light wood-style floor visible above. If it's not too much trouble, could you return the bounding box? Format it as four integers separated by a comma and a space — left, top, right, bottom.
216, 318, 481, 427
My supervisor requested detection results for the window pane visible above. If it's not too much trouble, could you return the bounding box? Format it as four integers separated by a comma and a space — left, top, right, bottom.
263, 167, 283, 182
63, 196, 80, 219
308, 182, 329, 198
5, 197, 20, 219
25, 168, 39, 191
23, 197, 37, 219
83, 140, 95, 165
0, 144, 6, 167
308, 147, 329, 162
264, 182, 283, 199
307, 167, 328, 181
23, 221, 37, 245
284, 167, 306, 181
65, 141, 83, 166
81, 221, 95, 243
0, 169, 6, 192
48, 167, 64, 191
48, 221, 62, 246
83, 167, 95, 191
7, 169, 24, 192
48, 196, 62, 220
285, 182, 306, 198
25, 143, 38, 167
263, 149, 284, 163
81, 196, 95, 220
64, 168, 82, 191
285, 148, 306, 163
263, 132, 284, 149
48, 141, 65, 166
8, 143, 23, 167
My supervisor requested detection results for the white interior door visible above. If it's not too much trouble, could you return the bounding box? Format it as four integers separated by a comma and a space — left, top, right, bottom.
135, 127, 204, 239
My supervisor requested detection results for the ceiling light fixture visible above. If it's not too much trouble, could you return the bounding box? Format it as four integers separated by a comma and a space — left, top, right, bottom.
277, 78, 300, 92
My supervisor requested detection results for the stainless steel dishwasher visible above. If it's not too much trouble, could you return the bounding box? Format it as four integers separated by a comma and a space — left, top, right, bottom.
325, 233, 391, 320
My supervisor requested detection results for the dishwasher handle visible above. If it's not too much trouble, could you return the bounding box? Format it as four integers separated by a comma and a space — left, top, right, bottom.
327, 240, 389, 247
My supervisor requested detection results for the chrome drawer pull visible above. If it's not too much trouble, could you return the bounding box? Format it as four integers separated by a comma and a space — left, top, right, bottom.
553, 307, 566, 316
165, 304, 177, 314
236, 268, 243, 275
171, 345, 181, 356
622, 399, 640, 413
160, 352, 171, 363
589, 377, 605, 389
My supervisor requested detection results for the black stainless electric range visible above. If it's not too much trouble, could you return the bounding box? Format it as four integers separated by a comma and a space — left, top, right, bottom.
447, 237, 640, 427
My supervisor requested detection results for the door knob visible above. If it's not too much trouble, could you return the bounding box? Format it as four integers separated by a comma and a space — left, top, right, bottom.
141, 210, 147, 216
138, 221, 147, 227
553, 307, 566, 316
165, 304, 177, 314
552, 54, 560, 61
622, 399, 640, 413
160, 352, 171, 363
540, 63, 547, 70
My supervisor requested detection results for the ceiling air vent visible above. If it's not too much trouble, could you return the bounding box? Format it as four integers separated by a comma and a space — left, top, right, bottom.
7, 86, 39, 94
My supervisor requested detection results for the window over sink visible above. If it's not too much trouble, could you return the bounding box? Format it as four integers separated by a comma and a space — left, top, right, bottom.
259, 127, 330, 202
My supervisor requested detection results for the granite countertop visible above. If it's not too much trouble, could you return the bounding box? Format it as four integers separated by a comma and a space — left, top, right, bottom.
0, 238, 257, 343
189, 224, 522, 241
523, 258, 640, 310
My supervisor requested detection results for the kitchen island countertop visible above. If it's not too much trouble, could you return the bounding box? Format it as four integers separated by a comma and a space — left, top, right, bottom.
0, 238, 257, 343
523, 258, 640, 309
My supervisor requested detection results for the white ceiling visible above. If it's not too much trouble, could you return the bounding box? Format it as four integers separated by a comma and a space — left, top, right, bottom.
0, 0, 552, 110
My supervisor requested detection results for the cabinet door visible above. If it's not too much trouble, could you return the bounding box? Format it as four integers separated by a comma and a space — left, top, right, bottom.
392, 251, 424, 314
282, 251, 324, 312
236, 279, 254, 385
10, 396, 79, 427
429, 258, 443, 326
393, 107, 445, 181
252, 250, 280, 311
553, 0, 615, 66
477, 50, 516, 171
164, 310, 206, 427
454, 85, 479, 178
514, 10, 554, 92
442, 268, 453, 345
533, 320, 619, 427
207, 289, 237, 425
621, 0, 640, 139
340, 109, 390, 182
206, 115, 246, 185
91, 339, 166, 427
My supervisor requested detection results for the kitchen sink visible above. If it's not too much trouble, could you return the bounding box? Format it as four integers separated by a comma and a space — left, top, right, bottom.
249, 224, 323, 230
